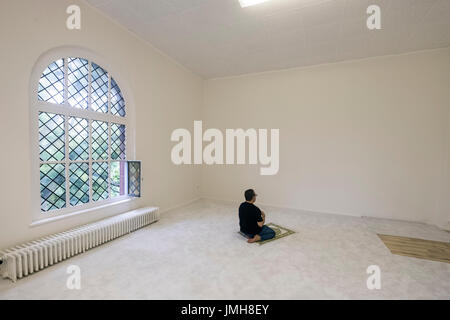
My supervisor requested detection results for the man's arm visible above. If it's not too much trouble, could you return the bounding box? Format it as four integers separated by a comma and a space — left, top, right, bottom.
257, 211, 265, 227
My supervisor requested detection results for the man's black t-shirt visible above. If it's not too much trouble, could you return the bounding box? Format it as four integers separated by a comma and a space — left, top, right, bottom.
239, 202, 263, 235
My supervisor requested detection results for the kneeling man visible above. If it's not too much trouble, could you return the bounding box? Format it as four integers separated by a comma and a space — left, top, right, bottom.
239, 189, 275, 243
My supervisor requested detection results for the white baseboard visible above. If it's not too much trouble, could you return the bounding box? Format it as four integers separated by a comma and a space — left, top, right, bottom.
199, 196, 446, 229
437, 222, 450, 231
200, 196, 361, 218
160, 197, 201, 214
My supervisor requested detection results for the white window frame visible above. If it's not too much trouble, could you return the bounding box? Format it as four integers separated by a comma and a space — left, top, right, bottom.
29, 47, 136, 224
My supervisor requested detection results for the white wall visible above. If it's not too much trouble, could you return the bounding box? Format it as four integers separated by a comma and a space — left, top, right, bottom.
201, 48, 450, 227
0, 0, 202, 248
436, 106, 450, 229
0, 0, 448, 250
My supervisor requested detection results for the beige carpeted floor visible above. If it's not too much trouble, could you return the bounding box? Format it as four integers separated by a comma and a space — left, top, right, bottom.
0, 199, 449, 299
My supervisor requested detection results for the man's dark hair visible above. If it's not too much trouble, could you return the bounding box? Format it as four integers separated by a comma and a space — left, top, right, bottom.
244, 189, 256, 201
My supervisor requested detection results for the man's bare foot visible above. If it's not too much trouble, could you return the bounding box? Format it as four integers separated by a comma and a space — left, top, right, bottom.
247, 235, 261, 243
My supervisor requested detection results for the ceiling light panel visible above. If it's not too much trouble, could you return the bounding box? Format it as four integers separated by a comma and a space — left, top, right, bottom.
239, 0, 271, 8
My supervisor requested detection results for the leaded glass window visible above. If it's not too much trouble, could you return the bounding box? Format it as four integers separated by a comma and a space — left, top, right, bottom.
69, 162, 89, 206
111, 123, 126, 160
92, 162, 109, 201
38, 59, 65, 104
39, 112, 65, 162
37, 57, 125, 116
128, 161, 141, 198
68, 58, 89, 109
40, 163, 66, 212
92, 120, 109, 160
111, 78, 126, 117
91, 63, 109, 113
35, 56, 136, 215
69, 117, 89, 161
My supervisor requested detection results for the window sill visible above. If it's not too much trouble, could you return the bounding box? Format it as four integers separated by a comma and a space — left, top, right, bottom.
30, 197, 138, 228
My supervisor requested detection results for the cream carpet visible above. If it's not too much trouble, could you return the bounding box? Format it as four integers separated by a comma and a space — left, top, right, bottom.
0, 199, 449, 299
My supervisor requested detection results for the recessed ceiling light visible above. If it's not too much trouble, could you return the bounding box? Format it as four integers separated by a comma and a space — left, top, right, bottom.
239, 0, 271, 8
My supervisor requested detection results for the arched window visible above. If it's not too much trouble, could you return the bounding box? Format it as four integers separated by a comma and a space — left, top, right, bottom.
31, 53, 140, 221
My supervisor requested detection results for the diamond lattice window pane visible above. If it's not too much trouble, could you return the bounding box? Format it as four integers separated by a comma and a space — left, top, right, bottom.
38, 59, 65, 104
92, 120, 108, 160
39, 112, 65, 162
92, 162, 109, 201
128, 161, 141, 197
40, 163, 66, 212
69, 117, 89, 161
91, 63, 109, 113
69, 162, 89, 206
111, 123, 126, 160
68, 58, 89, 109
110, 77, 126, 117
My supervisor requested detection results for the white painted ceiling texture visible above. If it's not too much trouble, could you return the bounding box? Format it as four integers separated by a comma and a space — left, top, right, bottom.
86, 0, 450, 78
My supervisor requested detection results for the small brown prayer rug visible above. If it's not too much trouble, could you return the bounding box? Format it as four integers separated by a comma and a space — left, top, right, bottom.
238, 223, 295, 245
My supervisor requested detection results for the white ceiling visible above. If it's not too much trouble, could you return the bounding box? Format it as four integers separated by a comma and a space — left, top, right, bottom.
86, 0, 450, 78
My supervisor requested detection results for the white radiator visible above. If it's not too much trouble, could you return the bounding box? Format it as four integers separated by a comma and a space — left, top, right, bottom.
0, 207, 159, 282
